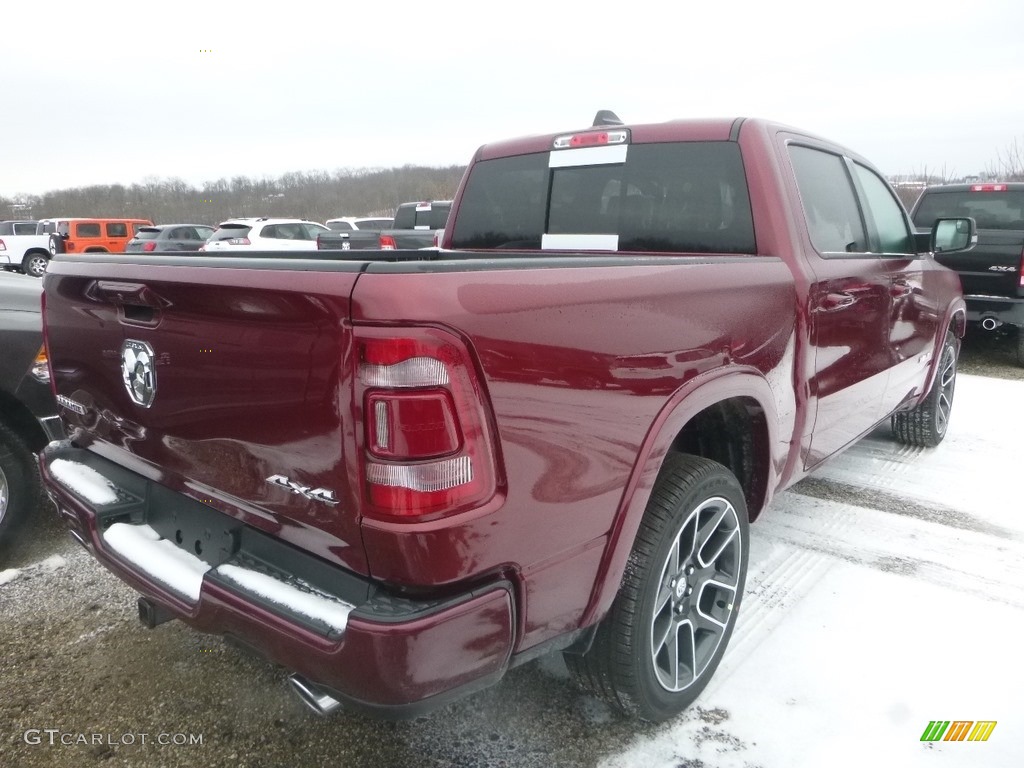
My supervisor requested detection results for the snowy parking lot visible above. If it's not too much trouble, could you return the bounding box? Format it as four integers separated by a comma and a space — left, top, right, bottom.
2, 369, 1022, 768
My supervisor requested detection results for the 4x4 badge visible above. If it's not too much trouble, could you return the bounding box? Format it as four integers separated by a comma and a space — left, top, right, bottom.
121, 339, 157, 408
266, 474, 340, 506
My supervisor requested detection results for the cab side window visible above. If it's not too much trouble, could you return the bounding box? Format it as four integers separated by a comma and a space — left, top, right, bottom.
852, 163, 914, 255
789, 145, 867, 255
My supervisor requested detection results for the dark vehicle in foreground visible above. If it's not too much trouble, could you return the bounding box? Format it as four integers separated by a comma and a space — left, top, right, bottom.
124, 224, 215, 253
0, 272, 62, 555
40, 115, 968, 722
911, 182, 1024, 364
317, 200, 450, 251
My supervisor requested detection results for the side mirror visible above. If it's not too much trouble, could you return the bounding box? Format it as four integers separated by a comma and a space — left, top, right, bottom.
931, 217, 976, 253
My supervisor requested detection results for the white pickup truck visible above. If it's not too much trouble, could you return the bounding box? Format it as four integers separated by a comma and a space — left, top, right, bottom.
0, 221, 54, 278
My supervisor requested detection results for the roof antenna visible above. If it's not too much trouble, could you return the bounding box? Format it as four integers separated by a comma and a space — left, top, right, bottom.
592, 110, 623, 127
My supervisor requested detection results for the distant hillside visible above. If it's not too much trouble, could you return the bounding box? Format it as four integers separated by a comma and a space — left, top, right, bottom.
1, 165, 467, 225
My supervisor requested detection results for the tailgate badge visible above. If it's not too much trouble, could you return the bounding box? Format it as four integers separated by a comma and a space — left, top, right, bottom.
121, 339, 157, 408
266, 474, 340, 506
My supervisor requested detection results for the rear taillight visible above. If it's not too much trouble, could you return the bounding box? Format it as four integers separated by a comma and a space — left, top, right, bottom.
356, 328, 499, 521
1019, 248, 1024, 287
379, 234, 397, 250
0, 238, 6, 251
29, 345, 51, 384
143, 241, 157, 252
40, 293, 58, 397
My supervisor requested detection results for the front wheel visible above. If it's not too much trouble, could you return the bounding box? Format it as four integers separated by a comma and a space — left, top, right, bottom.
891, 331, 957, 447
565, 453, 749, 722
22, 252, 49, 278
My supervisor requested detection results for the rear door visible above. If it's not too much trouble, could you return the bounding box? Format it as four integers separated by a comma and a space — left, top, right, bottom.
105, 221, 131, 252
787, 142, 894, 467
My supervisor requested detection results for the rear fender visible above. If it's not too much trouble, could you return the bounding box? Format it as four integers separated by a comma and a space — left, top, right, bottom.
579, 367, 780, 628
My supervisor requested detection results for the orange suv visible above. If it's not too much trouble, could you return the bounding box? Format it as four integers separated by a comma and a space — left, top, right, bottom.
41, 218, 153, 256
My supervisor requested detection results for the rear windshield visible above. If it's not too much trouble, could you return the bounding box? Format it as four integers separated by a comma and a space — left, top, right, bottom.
356, 218, 394, 230
449, 142, 756, 254
394, 203, 450, 230
209, 224, 252, 241
134, 228, 162, 240
913, 189, 1024, 230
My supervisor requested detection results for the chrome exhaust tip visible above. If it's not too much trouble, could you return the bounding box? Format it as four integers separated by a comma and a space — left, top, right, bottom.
288, 674, 342, 716
981, 316, 1000, 331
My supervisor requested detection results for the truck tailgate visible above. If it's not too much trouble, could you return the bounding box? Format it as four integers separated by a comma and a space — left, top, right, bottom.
933, 229, 1024, 296
43, 256, 368, 573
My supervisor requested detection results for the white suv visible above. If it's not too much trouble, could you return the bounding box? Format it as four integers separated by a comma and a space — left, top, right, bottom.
202, 218, 330, 252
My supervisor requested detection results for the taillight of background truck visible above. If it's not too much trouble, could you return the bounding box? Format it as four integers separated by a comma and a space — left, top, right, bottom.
356, 328, 499, 521
379, 234, 397, 250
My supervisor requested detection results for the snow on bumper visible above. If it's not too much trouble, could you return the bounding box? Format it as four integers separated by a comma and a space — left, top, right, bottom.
40, 444, 516, 714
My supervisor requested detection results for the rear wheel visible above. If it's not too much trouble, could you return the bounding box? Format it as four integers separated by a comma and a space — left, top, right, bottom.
565, 453, 749, 722
891, 331, 957, 447
22, 252, 49, 278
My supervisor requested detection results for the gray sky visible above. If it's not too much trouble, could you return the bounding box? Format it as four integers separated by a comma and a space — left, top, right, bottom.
2, 0, 1021, 198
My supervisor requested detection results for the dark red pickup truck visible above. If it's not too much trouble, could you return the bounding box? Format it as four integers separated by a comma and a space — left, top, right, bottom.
39, 115, 970, 722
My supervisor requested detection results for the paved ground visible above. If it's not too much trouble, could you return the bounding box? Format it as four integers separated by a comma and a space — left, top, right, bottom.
1, 333, 1020, 768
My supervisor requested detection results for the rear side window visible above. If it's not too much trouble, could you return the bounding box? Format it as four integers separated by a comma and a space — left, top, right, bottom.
76, 223, 102, 237
912, 189, 1024, 230
13, 222, 36, 235
300, 223, 328, 239
107, 222, 128, 237
450, 142, 756, 254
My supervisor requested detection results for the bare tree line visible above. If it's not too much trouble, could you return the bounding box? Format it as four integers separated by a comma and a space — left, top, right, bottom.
1, 165, 467, 225
5, 139, 1024, 226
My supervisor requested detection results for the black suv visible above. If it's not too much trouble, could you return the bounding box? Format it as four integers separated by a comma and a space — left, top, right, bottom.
0, 271, 63, 553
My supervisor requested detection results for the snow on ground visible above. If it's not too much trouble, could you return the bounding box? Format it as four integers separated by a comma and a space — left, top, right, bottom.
602, 374, 1024, 768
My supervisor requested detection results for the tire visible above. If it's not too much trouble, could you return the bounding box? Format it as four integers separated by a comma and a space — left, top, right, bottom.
22, 252, 49, 278
565, 453, 749, 722
891, 331, 958, 447
49, 234, 64, 255
0, 422, 41, 554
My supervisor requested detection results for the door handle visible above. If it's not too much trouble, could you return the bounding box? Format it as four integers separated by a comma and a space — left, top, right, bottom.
817, 292, 857, 312
890, 279, 913, 298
